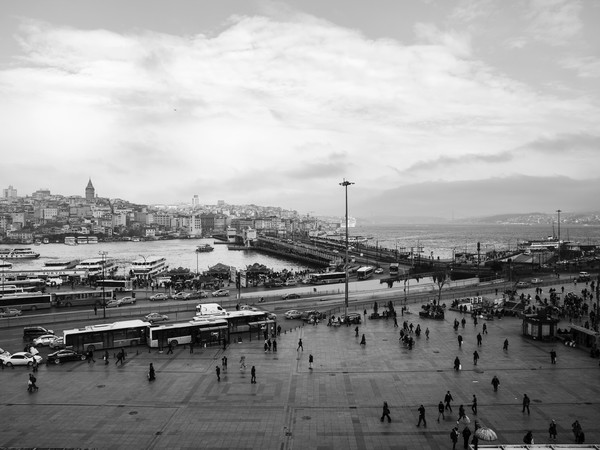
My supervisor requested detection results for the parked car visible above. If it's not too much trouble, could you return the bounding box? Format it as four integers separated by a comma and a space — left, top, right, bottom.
106, 299, 121, 308
240, 304, 259, 311
33, 334, 59, 347
119, 296, 136, 306
0, 307, 22, 318
172, 292, 192, 300
0, 348, 10, 357
45, 277, 63, 287
0, 352, 43, 367
531, 278, 542, 285
284, 310, 302, 320
192, 290, 209, 299
46, 349, 86, 364
516, 281, 530, 288
264, 280, 283, 288
284, 279, 297, 286
374, 267, 384, 274
301, 310, 325, 321
266, 312, 277, 320
281, 293, 301, 300
144, 312, 169, 323
23, 326, 54, 341
341, 313, 362, 324
150, 293, 168, 301
212, 289, 229, 297
49, 337, 65, 349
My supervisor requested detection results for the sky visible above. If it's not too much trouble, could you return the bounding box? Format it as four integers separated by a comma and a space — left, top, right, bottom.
1, 0, 599, 220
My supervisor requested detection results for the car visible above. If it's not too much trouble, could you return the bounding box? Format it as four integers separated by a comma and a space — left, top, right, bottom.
284, 279, 297, 286
119, 296, 136, 306
150, 293, 168, 301
144, 312, 169, 323
0, 307, 22, 318
172, 292, 192, 300
284, 310, 302, 320
341, 313, 362, 324
45, 277, 63, 287
0, 352, 43, 367
281, 293, 301, 300
212, 289, 229, 297
264, 280, 283, 288
531, 278, 542, 285
578, 272, 591, 282
193, 290, 209, 299
301, 310, 325, 321
49, 337, 65, 349
266, 312, 277, 320
23, 326, 54, 341
33, 334, 59, 347
0, 348, 11, 357
46, 349, 86, 364
239, 304, 259, 311
106, 299, 121, 308
374, 267, 384, 274
516, 281, 530, 288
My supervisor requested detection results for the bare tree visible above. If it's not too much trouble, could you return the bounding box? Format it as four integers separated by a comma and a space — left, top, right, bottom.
433, 268, 450, 304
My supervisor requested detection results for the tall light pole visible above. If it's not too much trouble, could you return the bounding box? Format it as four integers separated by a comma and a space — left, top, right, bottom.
339, 179, 354, 318
99, 251, 108, 319
556, 209, 561, 262
139, 254, 148, 300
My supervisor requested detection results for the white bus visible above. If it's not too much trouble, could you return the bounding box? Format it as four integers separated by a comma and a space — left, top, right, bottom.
63, 319, 149, 352
356, 266, 375, 280
146, 318, 228, 349
389, 263, 400, 276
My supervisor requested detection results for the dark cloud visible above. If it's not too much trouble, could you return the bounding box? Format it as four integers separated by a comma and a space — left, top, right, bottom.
525, 133, 600, 154
393, 151, 514, 175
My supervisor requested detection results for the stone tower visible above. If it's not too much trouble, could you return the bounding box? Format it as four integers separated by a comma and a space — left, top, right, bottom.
85, 178, 95, 202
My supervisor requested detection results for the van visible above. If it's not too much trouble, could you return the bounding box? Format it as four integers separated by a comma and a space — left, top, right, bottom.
23, 326, 54, 341
578, 272, 591, 282
195, 303, 227, 316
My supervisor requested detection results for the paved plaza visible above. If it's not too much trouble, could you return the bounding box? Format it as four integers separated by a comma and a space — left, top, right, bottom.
1, 300, 599, 449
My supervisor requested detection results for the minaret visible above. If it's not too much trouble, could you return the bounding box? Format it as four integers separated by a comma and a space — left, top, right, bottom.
85, 178, 95, 202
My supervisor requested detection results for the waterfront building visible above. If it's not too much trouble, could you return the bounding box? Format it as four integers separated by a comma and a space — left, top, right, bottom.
85, 179, 95, 202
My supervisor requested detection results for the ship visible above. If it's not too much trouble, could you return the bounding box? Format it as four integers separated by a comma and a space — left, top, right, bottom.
130, 256, 168, 279
0, 248, 41, 259
196, 244, 214, 253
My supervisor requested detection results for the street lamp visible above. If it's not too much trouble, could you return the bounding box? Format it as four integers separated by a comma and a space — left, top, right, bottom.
99, 251, 108, 319
339, 178, 354, 318
139, 254, 148, 300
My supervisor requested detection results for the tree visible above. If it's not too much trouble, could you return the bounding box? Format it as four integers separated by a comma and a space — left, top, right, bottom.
433, 268, 450, 304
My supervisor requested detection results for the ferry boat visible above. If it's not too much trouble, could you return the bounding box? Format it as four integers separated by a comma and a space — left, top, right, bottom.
0, 261, 12, 269
130, 256, 168, 279
45, 259, 78, 268
64, 236, 77, 246
75, 257, 117, 277
196, 244, 214, 253
77, 236, 88, 245
87, 236, 98, 244
0, 248, 41, 259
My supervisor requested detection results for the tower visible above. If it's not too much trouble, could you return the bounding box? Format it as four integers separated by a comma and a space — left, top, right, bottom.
85, 178, 95, 202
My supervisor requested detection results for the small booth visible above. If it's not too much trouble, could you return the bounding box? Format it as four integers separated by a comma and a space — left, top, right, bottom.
521, 314, 560, 341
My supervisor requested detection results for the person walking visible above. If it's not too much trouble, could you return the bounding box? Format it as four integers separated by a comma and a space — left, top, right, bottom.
27, 373, 38, 392
450, 425, 459, 450
476, 333, 482, 346
483, 323, 487, 334
522, 393, 530, 415
462, 425, 471, 450
272, 339, 277, 352
523, 430, 533, 444
454, 356, 461, 371
491, 375, 500, 392
104, 350, 109, 365
416, 404, 426, 427
437, 401, 445, 422
444, 391, 454, 412
549, 419, 557, 440
425, 327, 430, 339
166, 341, 173, 355
550, 349, 557, 364
473, 350, 479, 365
503, 338, 509, 351
380, 401, 391, 423
309, 354, 314, 369
148, 363, 155, 381
189, 341, 194, 354
572, 420, 582, 441
457, 404, 466, 423
457, 335, 463, 347
355, 326, 359, 337
87, 349, 95, 364
360, 334, 366, 346
250, 365, 256, 384
222, 356, 228, 372
216, 365, 221, 382
471, 395, 478, 415
297, 338, 303, 351
240, 355, 246, 371
115, 350, 124, 366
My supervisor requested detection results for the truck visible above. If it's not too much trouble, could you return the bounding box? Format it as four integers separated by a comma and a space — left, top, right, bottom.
195, 303, 228, 316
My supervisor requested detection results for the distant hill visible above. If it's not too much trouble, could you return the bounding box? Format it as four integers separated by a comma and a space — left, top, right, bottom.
458, 211, 600, 225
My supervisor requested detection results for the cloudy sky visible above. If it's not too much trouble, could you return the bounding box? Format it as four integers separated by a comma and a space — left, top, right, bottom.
1, 0, 599, 220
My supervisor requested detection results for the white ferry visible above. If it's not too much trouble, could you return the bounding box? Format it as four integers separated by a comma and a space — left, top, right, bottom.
77, 236, 88, 245
64, 236, 77, 246
75, 257, 117, 277
0, 261, 12, 269
130, 256, 168, 279
0, 248, 41, 259
87, 236, 98, 244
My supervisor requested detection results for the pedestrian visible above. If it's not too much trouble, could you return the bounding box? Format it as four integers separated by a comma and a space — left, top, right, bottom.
491, 375, 500, 391
104, 350, 109, 365
297, 338, 303, 351
471, 395, 477, 415
473, 350, 479, 365
482, 323, 487, 334
240, 355, 246, 371
167, 341, 173, 354
27, 373, 38, 392
523, 430, 533, 444
444, 391, 454, 412
120, 348, 126, 362
522, 393, 530, 415
550, 349, 557, 364
216, 365, 221, 382
93, 304, 97, 315
476, 333, 482, 346
450, 426, 459, 450
549, 419, 557, 440
416, 404, 426, 427
457, 335, 463, 347
250, 365, 256, 384
264, 340, 269, 353
458, 404, 466, 422
272, 339, 277, 352
462, 426, 472, 450
32, 359, 39, 373
572, 420, 582, 441
87, 349, 95, 364
425, 327, 430, 339
380, 401, 391, 423
454, 356, 461, 371
309, 354, 313, 369
471, 432, 479, 450
222, 355, 228, 372
277, 325, 281, 336
393, 317, 398, 327
355, 326, 359, 337
503, 338, 509, 351
189, 341, 194, 354
267, 339, 272, 351
461, 317, 466, 328
148, 363, 155, 381
437, 401, 445, 422
363, 309, 367, 319
360, 334, 366, 345
115, 350, 123, 366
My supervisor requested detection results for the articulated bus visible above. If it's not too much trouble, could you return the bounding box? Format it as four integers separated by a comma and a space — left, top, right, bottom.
0, 293, 52, 311
95, 279, 133, 292
389, 263, 400, 276
147, 318, 229, 349
356, 266, 375, 280
63, 320, 148, 352
309, 272, 347, 285
52, 290, 113, 307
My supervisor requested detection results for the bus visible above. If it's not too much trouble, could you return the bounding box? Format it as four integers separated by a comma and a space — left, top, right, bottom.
95, 279, 133, 292
0, 278, 44, 292
52, 290, 113, 307
147, 318, 229, 349
193, 310, 276, 342
0, 293, 52, 311
389, 263, 400, 276
309, 272, 347, 285
356, 266, 375, 280
63, 320, 148, 352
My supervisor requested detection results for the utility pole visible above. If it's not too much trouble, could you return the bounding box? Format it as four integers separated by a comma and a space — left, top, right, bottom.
339, 179, 354, 319
556, 209, 561, 262
99, 251, 108, 319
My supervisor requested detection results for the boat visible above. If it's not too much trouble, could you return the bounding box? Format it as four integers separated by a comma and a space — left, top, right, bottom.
87, 236, 98, 244
45, 260, 78, 268
196, 244, 214, 253
0, 261, 12, 269
130, 256, 168, 279
75, 257, 117, 277
77, 236, 88, 245
64, 236, 77, 246
42, 238, 50, 244
0, 248, 41, 259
